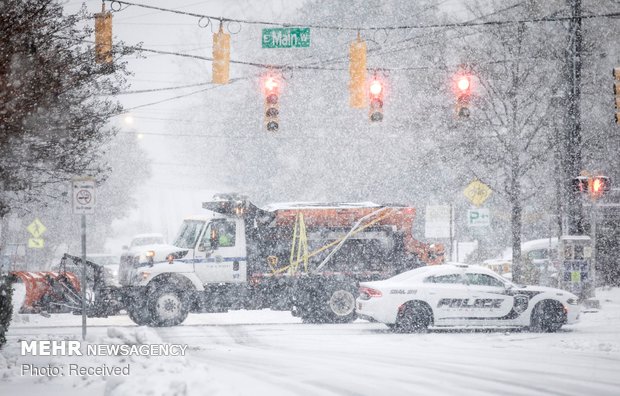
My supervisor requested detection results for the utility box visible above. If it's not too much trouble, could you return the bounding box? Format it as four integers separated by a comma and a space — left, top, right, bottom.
557, 235, 597, 306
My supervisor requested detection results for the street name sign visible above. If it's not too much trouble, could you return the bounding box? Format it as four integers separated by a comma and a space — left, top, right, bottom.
262, 27, 310, 48
72, 177, 96, 215
467, 208, 491, 227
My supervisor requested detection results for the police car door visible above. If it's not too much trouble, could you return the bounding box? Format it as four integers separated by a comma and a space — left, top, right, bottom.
194, 219, 246, 284
464, 270, 513, 324
423, 271, 470, 324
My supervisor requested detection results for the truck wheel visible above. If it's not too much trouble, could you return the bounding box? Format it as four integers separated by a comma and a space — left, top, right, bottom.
326, 287, 357, 323
147, 284, 189, 327
126, 296, 152, 326
299, 289, 329, 324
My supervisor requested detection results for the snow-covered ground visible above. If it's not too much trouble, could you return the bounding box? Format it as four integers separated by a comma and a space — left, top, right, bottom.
2, 288, 620, 395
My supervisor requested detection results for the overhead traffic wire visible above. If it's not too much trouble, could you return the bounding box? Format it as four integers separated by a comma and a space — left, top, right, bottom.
106, 0, 620, 31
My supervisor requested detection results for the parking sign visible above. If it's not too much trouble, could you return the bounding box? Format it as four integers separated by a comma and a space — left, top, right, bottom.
72, 177, 96, 214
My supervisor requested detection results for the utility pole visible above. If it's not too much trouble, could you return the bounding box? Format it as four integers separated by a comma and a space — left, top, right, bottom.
565, 0, 584, 235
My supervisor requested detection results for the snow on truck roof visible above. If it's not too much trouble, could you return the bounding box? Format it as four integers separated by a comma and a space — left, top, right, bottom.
132, 233, 164, 239
263, 202, 383, 211
201, 195, 412, 217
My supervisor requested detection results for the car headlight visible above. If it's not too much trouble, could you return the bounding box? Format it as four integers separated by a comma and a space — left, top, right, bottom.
567, 298, 579, 305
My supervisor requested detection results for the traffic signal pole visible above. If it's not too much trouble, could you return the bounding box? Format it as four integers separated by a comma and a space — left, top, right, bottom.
565, 0, 584, 235
590, 200, 598, 292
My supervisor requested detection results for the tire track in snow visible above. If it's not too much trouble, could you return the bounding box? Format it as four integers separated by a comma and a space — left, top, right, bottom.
157, 322, 620, 396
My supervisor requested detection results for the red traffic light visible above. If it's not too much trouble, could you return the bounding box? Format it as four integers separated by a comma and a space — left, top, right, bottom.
590, 176, 611, 196
263, 76, 280, 94
368, 77, 384, 122
261, 73, 281, 132
264, 77, 278, 91
455, 74, 472, 95
457, 76, 470, 92
369, 80, 383, 96
454, 73, 473, 118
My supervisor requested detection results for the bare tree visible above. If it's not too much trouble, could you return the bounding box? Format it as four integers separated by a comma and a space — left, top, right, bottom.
0, 0, 132, 219
446, 5, 564, 282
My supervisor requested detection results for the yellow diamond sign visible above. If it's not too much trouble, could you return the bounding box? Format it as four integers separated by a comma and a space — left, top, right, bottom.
27, 218, 47, 238
463, 180, 492, 207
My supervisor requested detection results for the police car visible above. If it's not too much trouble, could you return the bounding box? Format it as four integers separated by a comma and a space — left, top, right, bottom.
356, 263, 580, 332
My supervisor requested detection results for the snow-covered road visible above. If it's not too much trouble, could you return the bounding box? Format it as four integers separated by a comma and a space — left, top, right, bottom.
2, 288, 620, 396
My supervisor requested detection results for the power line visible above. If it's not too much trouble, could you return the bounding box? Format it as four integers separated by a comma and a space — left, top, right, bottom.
111, 81, 213, 94
106, 0, 620, 31
89, 2, 613, 109
119, 130, 437, 141
122, 77, 248, 111
82, 3, 579, 75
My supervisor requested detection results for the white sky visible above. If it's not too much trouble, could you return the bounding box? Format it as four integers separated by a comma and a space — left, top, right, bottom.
62, 1, 307, 249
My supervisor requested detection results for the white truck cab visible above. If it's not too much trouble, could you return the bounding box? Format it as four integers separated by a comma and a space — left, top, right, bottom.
120, 214, 247, 288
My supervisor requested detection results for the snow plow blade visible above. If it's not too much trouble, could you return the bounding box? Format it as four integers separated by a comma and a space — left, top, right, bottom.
11, 271, 81, 314
10, 254, 124, 317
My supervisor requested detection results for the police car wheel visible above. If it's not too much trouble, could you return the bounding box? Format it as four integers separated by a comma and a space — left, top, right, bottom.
394, 302, 432, 333
147, 285, 189, 327
530, 300, 565, 333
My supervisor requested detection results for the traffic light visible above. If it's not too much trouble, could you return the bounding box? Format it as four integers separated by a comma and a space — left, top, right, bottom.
262, 73, 280, 132
589, 176, 611, 198
94, 4, 113, 64
455, 73, 472, 118
369, 77, 384, 122
349, 34, 367, 108
212, 23, 230, 84
614, 67, 620, 124
572, 175, 611, 199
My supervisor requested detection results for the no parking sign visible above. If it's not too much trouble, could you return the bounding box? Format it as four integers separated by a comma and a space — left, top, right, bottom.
72, 177, 96, 215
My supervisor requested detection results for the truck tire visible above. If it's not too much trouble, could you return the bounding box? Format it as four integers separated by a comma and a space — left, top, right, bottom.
126, 296, 152, 326
298, 287, 328, 323
300, 281, 357, 324
146, 283, 190, 327
325, 285, 357, 323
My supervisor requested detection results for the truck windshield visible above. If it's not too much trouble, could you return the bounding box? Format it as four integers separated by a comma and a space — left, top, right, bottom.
173, 220, 205, 249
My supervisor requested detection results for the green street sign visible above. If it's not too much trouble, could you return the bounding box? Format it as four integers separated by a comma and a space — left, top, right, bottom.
262, 27, 310, 48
